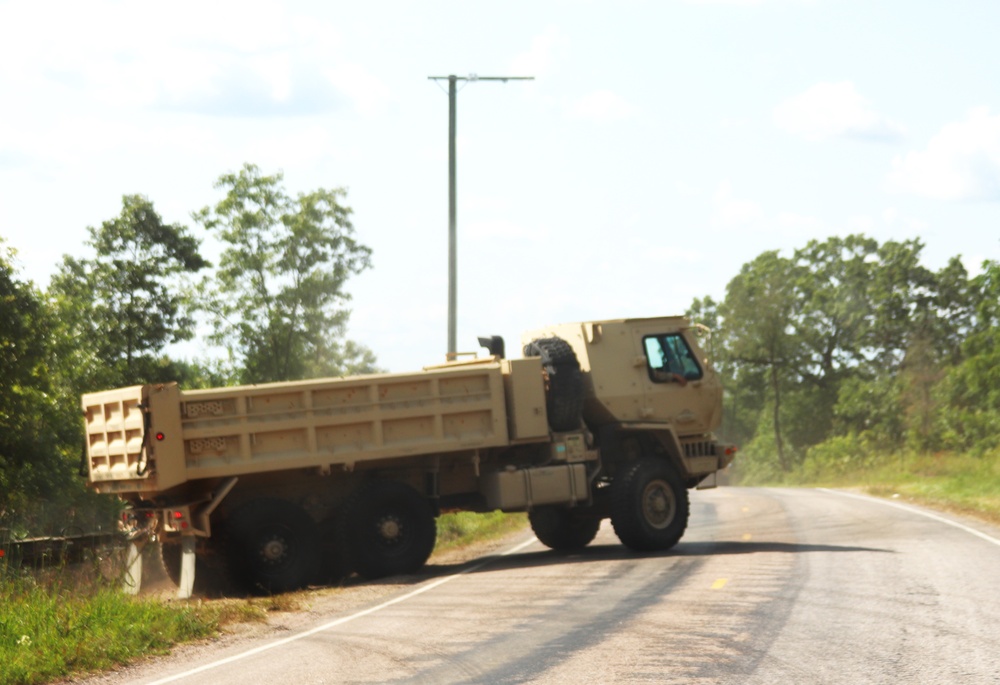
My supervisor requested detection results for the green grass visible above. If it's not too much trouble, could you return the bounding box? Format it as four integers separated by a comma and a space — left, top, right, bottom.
434, 511, 528, 552
761, 449, 1000, 526
0, 510, 528, 685
0, 577, 217, 685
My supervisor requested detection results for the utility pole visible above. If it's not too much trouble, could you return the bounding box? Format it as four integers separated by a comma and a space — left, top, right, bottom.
428, 74, 534, 358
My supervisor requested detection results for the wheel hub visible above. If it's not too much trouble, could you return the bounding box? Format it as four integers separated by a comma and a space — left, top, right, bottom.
642, 480, 676, 529
260, 537, 287, 563
378, 516, 402, 542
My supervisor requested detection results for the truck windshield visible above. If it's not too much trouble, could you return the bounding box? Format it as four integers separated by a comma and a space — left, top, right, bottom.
643, 334, 703, 383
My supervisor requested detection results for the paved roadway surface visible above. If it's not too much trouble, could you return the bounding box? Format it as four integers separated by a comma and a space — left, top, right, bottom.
76, 487, 1000, 684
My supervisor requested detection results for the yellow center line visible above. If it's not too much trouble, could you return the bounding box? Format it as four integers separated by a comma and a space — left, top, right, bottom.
711, 578, 728, 590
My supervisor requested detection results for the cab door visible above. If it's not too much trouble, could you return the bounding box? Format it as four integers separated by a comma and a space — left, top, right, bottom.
632, 325, 719, 433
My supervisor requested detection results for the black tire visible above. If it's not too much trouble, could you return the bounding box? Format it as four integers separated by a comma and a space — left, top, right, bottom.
225, 498, 321, 595
529, 506, 601, 551
338, 481, 437, 580
523, 337, 584, 432
160, 539, 231, 597
610, 458, 689, 552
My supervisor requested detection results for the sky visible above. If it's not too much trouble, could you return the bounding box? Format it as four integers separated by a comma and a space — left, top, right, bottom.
2, 0, 999, 373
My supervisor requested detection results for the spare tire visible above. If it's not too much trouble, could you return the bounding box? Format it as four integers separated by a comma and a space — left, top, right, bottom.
523, 337, 584, 431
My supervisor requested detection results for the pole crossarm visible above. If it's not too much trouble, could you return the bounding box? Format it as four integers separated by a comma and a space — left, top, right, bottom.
428, 73, 534, 356
428, 75, 535, 83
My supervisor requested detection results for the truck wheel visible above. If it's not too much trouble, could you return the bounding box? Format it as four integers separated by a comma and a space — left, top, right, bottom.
522, 337, 584, 432
338, 481, 436, 580
225, 498, 321, 595
529, 506, 601, 551
610, 458, 689, 552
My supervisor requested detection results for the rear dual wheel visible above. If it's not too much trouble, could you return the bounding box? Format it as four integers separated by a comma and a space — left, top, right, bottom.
225, 498, 321, 595
338, 480, 437, 580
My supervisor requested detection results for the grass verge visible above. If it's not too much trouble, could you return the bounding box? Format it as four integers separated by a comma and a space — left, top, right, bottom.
0, 577, 217, 685
1, 510, 528, 684
434, 510, 529, 553
774, 450, 1000, 526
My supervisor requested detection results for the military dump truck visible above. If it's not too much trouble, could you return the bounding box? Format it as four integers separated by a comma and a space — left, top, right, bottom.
82, 316, 735, 597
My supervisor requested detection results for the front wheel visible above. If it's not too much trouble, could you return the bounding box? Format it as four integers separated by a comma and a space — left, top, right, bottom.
610, 458, 689, 552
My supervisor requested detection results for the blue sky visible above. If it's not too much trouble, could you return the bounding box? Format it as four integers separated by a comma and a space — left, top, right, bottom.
2, 0, 998, 372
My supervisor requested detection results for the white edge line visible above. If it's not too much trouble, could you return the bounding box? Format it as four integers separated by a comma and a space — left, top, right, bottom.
144, 535, 540, 685
818, 487, 1000, 548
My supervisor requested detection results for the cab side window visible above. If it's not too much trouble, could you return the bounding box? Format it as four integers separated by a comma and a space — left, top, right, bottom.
643, 334, 703, 383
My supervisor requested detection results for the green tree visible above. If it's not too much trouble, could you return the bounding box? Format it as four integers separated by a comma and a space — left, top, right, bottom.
196, 164, 377, 383
49, 195, 208, 390
935, 259, 1000, 452
720, 251, 801, 471
0, 241, 74, 515
695, 235, 986, 479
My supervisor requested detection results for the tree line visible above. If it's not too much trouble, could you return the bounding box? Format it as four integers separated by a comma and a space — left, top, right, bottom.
0, 164, 377, 529
687, 235, 1000, 481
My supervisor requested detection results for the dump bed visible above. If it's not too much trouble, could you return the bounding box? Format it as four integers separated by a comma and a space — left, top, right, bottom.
82, 360, 540, 495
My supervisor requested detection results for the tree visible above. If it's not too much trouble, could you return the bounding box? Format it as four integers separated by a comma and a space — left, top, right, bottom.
935, 259, 1000, 452
195, 164, 377, 383
720, 251, 801, 471
49, 194, 208, 390
0, 241, 72, 515
693, 234, 991, 481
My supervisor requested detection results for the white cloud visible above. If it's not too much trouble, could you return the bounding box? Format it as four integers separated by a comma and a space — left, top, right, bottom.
466, 218, 538, 241
567, 90, 638, 122
0, 1, 385, 118
720, 117, 750, 131
684, 0, 768, 4
712, 180, 762, 226
641, 246, 703, 263
886, 107, 1000, 201
508, 27, 570, 78
773, 82, 903, 142
325, 64, 392, 116
675, 181, 701, 196
961, 254, 991, 277
847, 215, 877, 232
777, 212, 825, 235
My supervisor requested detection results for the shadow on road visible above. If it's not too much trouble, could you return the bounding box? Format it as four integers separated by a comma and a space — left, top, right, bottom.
677, 540, 894, 556
410, 538, 893, 581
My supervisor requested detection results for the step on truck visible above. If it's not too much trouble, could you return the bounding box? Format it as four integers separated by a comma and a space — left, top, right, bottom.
82, 316, 736, 597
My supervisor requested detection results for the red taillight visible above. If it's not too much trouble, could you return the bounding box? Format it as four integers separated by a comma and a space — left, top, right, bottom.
172, 511, 184, 519
155, 432, 165, 441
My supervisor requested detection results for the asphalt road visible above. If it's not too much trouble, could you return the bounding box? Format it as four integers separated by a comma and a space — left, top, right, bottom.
78, 487, 1000, 684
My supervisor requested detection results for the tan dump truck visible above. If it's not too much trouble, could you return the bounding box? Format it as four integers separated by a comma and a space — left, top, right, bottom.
82, 316, 735, 597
